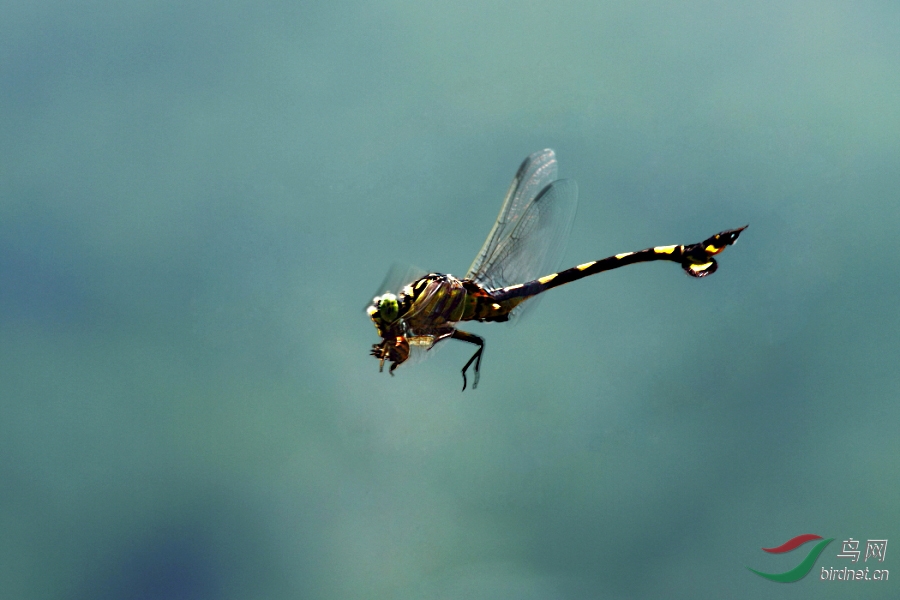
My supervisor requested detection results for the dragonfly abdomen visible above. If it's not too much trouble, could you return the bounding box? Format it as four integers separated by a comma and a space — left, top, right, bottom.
490, 226, 747, 303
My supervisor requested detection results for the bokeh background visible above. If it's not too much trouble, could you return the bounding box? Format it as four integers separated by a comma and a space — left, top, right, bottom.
2, 1, 898, 598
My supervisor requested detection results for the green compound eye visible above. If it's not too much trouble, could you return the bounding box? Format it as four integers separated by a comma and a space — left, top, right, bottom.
377, 293, 399, 322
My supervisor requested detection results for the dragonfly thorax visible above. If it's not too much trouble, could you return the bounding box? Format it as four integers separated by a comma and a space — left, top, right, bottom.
368, 273, 478, 374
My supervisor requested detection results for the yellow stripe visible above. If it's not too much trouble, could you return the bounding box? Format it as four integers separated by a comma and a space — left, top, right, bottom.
705, 244, 723, 255
689, 261, 714, 272
654, 245, 677, 254
505, 283, 523, 291
538, 273, 557, 284
615, 252, 633, 259
576, 261, 596, 271
492, 303, 501, 310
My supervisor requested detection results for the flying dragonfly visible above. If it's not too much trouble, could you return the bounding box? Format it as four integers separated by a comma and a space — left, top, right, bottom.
367, 149, 746, 390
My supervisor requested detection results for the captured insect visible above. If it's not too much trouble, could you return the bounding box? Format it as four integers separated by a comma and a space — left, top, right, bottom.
367, 149, 746, 390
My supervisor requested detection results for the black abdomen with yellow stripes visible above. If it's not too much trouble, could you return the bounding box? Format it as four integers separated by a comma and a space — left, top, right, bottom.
490, 226, 746, 304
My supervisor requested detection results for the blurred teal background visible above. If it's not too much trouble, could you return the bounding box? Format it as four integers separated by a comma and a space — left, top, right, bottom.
2, 1, 898, 598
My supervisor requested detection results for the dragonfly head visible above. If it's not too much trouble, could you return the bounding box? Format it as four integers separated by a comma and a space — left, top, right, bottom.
375, 293, 399, 322
367, 292, 411, 373
367, 292, 401, 334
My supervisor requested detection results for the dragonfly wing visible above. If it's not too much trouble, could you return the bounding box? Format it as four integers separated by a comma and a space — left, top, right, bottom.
468, 175, 578, 295
365, 262, 427, 312
402, 332, 451, 367
481, 178, 579, 320
466, 149, 559, 282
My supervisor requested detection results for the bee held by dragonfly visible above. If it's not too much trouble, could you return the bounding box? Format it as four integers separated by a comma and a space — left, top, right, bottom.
367, 149, 746, 390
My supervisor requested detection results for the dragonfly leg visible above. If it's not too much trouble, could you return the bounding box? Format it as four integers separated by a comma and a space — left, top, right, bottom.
452, 330, 484, 391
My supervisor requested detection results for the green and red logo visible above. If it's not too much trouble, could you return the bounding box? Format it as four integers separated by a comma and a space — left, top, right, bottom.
748, 534, 834, 583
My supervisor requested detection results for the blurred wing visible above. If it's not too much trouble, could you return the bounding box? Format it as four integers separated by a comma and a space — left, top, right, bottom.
466, 149, 559, 283
364, 262, 427, 312
400, 334, 448, 368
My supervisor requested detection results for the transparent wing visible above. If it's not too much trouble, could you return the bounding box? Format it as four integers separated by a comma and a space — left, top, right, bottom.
401, 334, 449, 368
470, 178, 578, 292
477, 179, 579, 321
466, 149, 559, 282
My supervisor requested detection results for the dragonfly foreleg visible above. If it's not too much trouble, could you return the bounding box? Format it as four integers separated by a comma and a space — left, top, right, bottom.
452, 330, 485, 391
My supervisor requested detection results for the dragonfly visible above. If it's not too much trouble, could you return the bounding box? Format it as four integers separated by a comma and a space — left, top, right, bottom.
367, 149, 746, 390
